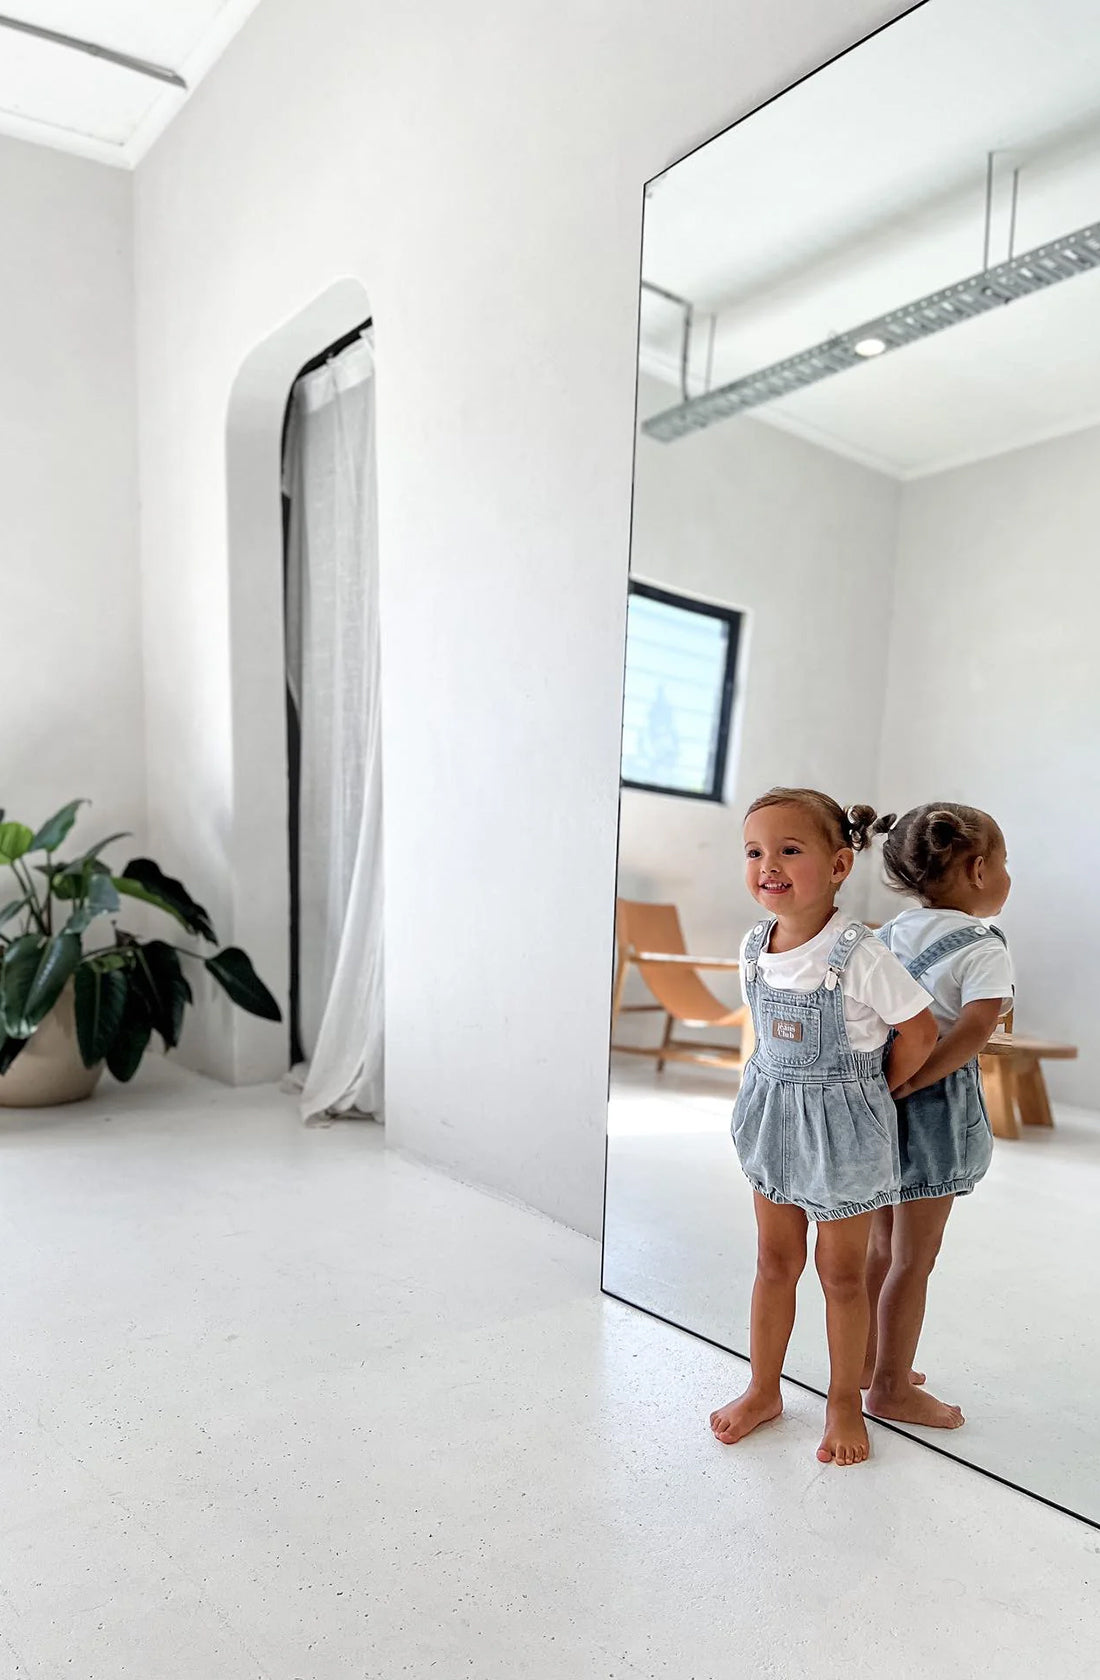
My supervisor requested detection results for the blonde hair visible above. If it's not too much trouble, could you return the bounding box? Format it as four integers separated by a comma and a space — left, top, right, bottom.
745, 787, 892, 853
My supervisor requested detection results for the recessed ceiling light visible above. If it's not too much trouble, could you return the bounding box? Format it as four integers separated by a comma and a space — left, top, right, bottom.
853, 336, 887, 358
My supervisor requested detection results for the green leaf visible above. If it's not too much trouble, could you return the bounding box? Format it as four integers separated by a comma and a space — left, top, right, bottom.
60, 873, 118, 934
73, 964, 128, 1068
87, 873, 120, 916
28, 800, 86, 854
132, 941, 192, 1051
91, 948, 132, 974
49, 859, 108, 901
113, 860, 217, 943
0, 897, 30, 931
105, 984, 152, 1083
74, 832, 130, 869
0, 1034, 27, 1076
0, 823, 35, 866
205, 947, 282, 1022
0, 933, 81, 1037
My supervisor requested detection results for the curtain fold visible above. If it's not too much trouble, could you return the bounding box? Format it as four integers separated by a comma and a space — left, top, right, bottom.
282, 336, 384, 1119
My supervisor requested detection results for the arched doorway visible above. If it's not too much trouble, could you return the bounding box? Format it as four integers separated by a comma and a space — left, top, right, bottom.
224, 277, 373, 1084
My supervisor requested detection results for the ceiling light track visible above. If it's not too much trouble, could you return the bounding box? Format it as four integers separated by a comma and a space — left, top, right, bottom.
643, 217, 1100, 443
0, 13, 187, 89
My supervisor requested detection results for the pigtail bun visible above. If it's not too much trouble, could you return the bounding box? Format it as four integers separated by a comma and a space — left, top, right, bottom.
746, 788, 900, 854
844, 804, 894, 852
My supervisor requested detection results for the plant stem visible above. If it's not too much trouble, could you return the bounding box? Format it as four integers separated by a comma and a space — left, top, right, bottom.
82, 941, 200, 964
11, 860, 47, 936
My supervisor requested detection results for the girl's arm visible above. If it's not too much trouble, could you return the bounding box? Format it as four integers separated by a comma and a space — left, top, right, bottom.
894, 997, 1003, 1099
885, 1007, 939, 1095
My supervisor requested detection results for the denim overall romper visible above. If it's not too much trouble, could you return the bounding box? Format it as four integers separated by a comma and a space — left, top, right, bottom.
732, 918, 900, 1222
875, 920, 1004, 1200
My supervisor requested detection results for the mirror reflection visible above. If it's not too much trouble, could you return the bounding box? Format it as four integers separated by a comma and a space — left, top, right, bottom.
604, 0, 1100, 1516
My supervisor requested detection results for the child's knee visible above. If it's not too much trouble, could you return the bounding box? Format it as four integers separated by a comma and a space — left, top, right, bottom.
867, 1227, 893, 1270
757, 1241, 805, 1286
894, 1234, 944, 1277
815, 1249, 865, 1300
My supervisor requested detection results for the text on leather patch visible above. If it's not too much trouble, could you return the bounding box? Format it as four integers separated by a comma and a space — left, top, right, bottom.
772, 1019, 803, 1042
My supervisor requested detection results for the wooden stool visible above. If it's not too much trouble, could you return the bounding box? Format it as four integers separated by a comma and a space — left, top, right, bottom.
979, 1032, 1077, 1140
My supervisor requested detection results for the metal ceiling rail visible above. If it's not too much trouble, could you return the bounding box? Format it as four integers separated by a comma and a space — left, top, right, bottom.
0, 13, 187, 89
643, 218, 1100, 443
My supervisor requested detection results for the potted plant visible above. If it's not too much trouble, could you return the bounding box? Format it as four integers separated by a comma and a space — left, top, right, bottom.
0, 800, 281, 1107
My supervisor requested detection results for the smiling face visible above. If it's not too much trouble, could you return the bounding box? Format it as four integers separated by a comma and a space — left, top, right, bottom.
743, 802, 853, 921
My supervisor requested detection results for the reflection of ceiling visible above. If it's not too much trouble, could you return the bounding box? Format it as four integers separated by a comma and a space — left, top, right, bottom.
0, 2, 263, 166
640, 0, 1100, 478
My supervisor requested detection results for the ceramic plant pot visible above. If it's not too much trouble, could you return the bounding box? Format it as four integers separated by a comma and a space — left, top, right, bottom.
0, 982, 104, 1108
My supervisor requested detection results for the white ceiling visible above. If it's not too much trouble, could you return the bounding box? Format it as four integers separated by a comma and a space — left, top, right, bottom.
640, 0, 1100, 478
0, 1, 264, 166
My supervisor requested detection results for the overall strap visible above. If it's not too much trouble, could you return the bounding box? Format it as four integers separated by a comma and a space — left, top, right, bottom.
823, 922, 870, 991
904, 922, 997, 984
741, 917, 776, 985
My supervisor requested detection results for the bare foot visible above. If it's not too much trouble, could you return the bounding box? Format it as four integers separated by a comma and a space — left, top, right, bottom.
710, 1388, 783, 1445
817, 1396, 870, 1466
860, 1366, 925, 1389
865, 1383, 964, 1430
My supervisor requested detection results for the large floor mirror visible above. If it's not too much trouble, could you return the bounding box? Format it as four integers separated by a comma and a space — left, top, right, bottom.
603, 0, 1100, 1524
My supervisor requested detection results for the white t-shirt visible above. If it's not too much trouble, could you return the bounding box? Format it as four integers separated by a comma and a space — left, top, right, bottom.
877, 907, 1014, 1031
739, 910, 931, 1053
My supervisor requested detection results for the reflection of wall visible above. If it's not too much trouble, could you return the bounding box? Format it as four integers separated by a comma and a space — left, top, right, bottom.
618, 376, 900, 995
876, 424, 1100, 1105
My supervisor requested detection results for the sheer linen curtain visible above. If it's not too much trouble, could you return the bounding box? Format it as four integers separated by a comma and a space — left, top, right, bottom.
283, 335, 383, 1119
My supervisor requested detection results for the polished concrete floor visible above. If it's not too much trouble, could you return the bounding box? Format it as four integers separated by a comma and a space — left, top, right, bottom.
605, 1055, 1100, 1525
0, 1061, 1097, 1678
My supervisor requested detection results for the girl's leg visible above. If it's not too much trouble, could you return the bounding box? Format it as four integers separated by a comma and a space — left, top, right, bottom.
814, 1211, 875, 1466
865, 1195, 963, 1429
861, 1210, 927, 1388
861, 1206, 893, 1386
710, 1193, 808, 1444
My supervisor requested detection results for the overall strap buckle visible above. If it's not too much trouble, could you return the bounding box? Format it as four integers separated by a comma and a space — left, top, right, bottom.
824, 922, 866, 990
742, 917, 776, 985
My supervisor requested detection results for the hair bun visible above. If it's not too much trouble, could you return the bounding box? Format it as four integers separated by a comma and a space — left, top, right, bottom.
845, 803, 881, 852
926, 810, 965, 856
880, 801, 997, 899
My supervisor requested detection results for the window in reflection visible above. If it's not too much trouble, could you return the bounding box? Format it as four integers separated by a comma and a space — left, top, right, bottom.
620, 582, 742, 801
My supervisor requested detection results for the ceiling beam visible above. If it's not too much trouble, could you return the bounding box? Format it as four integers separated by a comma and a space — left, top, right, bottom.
643, 220, 1100, 442
0, 13, 187, 89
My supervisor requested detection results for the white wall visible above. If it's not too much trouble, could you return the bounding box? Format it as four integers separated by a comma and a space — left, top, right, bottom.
876, 424, 1100, 1106
1, 139, 142, 855
132, 0, 909, 1236
619, 376, 899, 1004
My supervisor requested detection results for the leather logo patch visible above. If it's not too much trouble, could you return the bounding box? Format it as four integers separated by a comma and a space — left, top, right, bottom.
772, 1019, 803, 1043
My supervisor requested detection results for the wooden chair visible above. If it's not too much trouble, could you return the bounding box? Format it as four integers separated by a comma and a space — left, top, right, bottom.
979, 1011, 1077, 1140
611, 899, 753, 1074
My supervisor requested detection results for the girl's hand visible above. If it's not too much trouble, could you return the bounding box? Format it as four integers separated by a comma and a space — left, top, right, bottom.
886, 1008, 939, 1094
897, 998, 1004, 1098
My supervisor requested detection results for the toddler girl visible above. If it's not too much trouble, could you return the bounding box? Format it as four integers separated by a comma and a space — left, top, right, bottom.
710, 788, 937, 1466
862, 803, 1012, 1429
